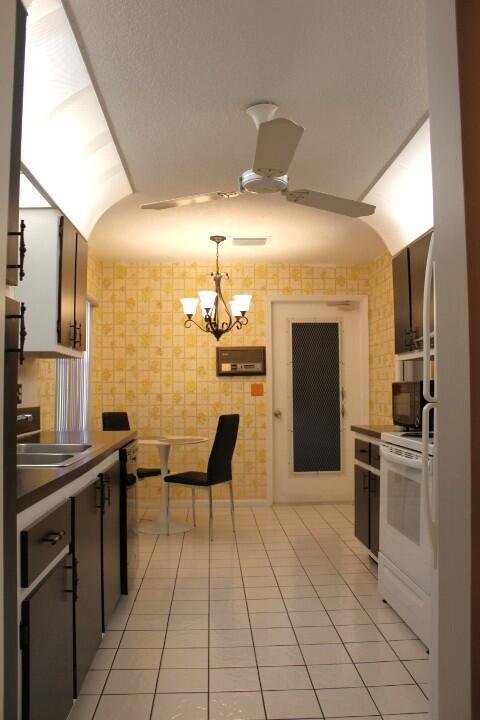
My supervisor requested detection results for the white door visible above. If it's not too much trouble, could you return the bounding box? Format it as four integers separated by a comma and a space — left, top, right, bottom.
271, 299, 368, 503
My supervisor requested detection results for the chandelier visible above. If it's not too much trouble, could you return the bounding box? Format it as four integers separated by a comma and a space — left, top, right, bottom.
180, 235, 252, 341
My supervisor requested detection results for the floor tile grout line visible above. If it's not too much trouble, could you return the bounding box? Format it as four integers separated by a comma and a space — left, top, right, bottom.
289, 505, 426, 714
86, 504, 429, 718
251, 507, 324, 718
288, 506, 385, 716
228, 508, 268, 720
269, 506, 342, 716
91, 533, 157, 718
307, 504, 430, 698
151, 530, 186, 715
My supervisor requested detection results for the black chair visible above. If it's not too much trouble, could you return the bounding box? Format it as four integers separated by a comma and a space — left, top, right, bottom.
165, 414, 240, 541
102, 411, 162, 480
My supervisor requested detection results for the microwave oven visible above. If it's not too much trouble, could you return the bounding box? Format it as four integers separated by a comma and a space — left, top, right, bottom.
392, 381, 434, 429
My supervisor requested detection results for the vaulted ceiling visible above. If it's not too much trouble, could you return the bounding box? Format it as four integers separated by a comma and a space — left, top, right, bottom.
63, 0, 428, 263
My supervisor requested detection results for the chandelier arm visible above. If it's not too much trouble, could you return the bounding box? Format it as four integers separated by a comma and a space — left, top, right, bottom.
216, 274, 234, 330
234, 316, 249, 330
184, 318, 209, 333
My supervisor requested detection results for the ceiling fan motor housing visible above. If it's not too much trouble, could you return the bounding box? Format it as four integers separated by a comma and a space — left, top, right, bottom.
240, 169, 289, 194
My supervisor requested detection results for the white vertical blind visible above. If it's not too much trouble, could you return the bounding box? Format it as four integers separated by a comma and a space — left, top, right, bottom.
56, 302, 91, 431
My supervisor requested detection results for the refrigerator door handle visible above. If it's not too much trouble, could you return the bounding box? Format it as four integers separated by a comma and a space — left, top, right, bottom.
422, 403, 437, 568
423, 234, 437, 402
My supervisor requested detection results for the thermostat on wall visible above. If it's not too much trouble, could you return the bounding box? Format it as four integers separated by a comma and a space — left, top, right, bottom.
216, 346, 266, 376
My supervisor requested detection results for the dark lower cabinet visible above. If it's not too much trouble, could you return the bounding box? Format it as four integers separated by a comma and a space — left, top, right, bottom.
72, 463, 122, 694
5, 298, 21, 719
101, 460, 122, 631
354, 463, 380, 557
354, 465, 370, 548
72, 482, 102, 696
369, 473, 380, 557
20, 556, 74, 720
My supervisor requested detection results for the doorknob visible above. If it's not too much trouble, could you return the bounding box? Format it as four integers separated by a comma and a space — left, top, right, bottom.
273, 410, 282, 418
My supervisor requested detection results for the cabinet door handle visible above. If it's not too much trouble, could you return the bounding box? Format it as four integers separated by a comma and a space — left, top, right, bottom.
69, 322, 77, 347
7, 219, 26, 280
6, 302, 27, 364
65, 558, 79, 601
95, 476, 104, 511
363, 473, 369, 491
104, 478, 111, 507
41, 530, 66, 545
16, 413, 33, 423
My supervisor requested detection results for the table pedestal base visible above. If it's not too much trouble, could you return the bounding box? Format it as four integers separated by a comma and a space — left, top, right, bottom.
137, 437, 207, 536
138, 518, 191, 535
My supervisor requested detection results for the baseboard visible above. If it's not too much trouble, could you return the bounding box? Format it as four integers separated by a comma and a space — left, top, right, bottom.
138, 498, 271, 510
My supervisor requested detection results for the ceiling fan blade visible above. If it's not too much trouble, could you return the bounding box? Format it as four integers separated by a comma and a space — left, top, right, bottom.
253, 118, 304, 178
141, 191, 239, 211
284, 189, 375, 218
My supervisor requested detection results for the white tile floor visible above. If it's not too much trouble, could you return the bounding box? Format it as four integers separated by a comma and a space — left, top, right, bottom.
69, 503, 431, 720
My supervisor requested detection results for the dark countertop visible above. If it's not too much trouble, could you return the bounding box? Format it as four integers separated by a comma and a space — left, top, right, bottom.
350, 424, 403, 439
17, 430, 136, 513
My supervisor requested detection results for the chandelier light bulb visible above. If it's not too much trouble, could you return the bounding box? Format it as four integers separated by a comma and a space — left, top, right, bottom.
229, 300, 242, 318
180, 297, 198, 317
233, 294, 252, 314
198, 290, 217, 310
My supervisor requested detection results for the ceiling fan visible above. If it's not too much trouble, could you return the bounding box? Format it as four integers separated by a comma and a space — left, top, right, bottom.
141, 103, 375, 219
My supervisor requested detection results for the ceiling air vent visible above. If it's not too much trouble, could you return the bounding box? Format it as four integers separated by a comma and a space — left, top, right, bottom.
232, 237, 268, 246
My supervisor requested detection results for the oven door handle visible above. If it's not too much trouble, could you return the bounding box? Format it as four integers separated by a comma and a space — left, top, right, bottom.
380, 446, 423, 471
423, 233, 437, 402
422, 403, 438, 568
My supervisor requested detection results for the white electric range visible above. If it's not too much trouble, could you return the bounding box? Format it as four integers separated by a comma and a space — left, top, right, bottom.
378, 429, 435, 647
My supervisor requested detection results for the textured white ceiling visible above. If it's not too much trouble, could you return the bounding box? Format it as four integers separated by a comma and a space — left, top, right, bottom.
64, 0, 428, 263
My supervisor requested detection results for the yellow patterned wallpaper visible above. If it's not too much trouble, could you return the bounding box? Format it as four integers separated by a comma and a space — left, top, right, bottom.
89, 260, 375, 503
37, 251, 394, 501
37, 358, 56, 429
368, 251, 395, 424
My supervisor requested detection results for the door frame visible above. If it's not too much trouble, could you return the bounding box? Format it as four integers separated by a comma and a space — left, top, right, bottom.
266, 294, 369, 505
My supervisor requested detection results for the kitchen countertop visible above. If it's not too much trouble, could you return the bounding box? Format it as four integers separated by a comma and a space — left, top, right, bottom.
350, 424, 403, 439
17, 430, 136, 512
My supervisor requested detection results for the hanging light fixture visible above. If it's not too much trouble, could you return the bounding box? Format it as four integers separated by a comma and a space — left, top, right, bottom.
180, 235, 252, 341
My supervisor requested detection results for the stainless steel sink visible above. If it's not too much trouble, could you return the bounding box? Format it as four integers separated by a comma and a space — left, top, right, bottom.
16, 453, 77, 468
16, 442, 95, 468
17, 443, 92, 454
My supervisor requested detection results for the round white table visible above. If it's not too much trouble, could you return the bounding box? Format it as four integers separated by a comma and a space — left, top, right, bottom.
137, 435, 208, 535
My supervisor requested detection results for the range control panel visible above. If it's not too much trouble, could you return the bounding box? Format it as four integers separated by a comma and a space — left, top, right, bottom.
216, 346, 266, 376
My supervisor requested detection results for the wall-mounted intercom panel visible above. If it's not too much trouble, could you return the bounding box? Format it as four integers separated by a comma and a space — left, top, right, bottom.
216, 346, 266, 376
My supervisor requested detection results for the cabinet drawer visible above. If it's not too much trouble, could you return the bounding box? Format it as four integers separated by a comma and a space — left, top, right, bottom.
354, 439, 370, 464
370, 444, 380, 470
20, 501, 71, 587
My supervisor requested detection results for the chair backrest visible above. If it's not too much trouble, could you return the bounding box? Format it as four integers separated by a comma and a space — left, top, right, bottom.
102, 411, 131, 431
207, 414, 240, 484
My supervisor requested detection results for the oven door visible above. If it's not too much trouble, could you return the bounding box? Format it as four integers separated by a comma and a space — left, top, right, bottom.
380, 444, 433, 594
